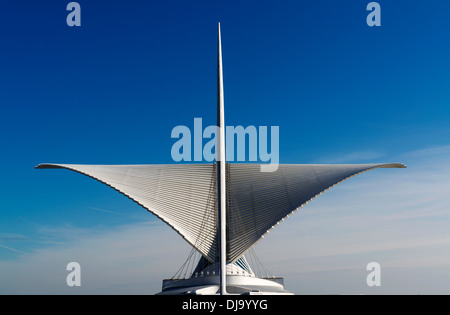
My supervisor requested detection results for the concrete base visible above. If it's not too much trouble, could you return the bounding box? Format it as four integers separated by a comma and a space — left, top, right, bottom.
157, 274, 293, 295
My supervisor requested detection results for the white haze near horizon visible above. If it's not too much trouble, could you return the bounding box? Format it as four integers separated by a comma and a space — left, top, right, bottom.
1, 145, 450, 295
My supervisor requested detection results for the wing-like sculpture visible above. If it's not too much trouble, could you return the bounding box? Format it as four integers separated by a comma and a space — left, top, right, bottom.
36, 163, 219, 261
36, 162, 405, 263
226, 163, 405, 262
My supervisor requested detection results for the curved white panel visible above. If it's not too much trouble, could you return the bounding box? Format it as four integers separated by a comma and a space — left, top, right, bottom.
36, 162, 405, 263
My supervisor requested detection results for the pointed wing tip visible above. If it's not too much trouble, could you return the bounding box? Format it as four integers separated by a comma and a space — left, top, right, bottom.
35, 163, 63, 169
385, 163, 407, 169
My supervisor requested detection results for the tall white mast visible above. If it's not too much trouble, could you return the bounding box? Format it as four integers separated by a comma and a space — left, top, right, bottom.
217, 22, 227, 295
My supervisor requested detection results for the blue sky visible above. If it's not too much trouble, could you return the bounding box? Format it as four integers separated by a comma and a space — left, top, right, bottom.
1, 0, 450, 294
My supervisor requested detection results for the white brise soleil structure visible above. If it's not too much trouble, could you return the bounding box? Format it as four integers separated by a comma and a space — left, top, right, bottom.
36, 23, 405, 295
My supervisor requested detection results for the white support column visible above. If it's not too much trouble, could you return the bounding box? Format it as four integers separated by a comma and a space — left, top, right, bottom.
217, 22, 227, 295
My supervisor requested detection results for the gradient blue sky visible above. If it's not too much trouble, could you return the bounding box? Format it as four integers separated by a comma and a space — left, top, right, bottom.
1, 0, 450, 294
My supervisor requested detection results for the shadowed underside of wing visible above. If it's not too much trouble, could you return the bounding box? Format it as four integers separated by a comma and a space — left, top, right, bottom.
36, 162, 405, 263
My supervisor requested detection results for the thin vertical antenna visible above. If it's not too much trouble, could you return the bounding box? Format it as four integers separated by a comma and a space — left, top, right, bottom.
217, 22, 227, 295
